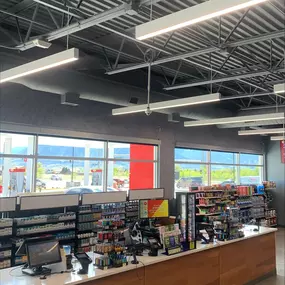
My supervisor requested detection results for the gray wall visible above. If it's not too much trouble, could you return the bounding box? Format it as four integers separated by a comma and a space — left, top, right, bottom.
0, 85, 264, 199
266, 140, 285, 226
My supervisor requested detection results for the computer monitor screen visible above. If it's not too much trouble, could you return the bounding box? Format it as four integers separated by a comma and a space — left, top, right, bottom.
26, 240, 62, 268
139, 200, 169, 219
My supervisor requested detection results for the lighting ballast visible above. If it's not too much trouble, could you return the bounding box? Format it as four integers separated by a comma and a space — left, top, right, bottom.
270, 136, 285, 141
184, 112, 284, 127
112, 93, 221, 116
136, 0, 268, 40
238, 128, 285, 136
0, 48, 79, 84
274, 83, 285, 94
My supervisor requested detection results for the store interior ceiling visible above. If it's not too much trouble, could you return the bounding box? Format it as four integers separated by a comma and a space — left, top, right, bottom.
0, 0, 284, 131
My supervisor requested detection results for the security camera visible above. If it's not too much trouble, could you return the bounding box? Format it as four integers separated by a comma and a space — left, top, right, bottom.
145, 107, 152, 116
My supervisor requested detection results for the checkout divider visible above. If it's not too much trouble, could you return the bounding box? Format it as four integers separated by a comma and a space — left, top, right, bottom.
0, 188, 168, 270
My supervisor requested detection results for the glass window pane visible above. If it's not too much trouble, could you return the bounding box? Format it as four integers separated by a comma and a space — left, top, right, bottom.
211, 165, 237, 185
0, 133, 35, 155
174, 148, 208, 163
240, 166, 263, 184
175, 163, 208, 192
108, 142, 157, 160
38, 136, 104, 158
211, 151, 237, 164
107, 161, 157, 192
0, 157, 34, 196
240, 153, 263, 165
36, 159, 104, 192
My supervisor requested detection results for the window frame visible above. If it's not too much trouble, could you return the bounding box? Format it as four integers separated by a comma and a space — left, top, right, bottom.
174, 147, 264, 188
0, 131, 159, 195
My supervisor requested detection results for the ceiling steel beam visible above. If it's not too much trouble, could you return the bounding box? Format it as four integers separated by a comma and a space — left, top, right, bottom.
0, 0, 35, 23
16, 3, 135, 51
164, 67, 285, 91
226, 29, 285, 48
33, 0, 81, 19
107, 46, 219, 74
106, 29, 285, 75
240, 104, 285, 111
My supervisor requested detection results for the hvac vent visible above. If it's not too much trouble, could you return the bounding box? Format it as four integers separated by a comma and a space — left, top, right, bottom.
129, 97, 139, 104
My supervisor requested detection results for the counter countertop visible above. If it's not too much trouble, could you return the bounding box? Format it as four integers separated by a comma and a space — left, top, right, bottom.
0, 226, 277, 285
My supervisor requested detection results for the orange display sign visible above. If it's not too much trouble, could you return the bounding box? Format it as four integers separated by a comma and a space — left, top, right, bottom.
139, 200, 169, 218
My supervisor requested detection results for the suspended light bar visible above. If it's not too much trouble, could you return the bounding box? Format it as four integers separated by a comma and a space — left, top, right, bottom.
112, 93, 221, 116
184, 112, 284, 127
238, 128, 285, 136
136, 0, 268, 40
270, 136, 285, 141
0, 48, 79, 84
274, 83, 285, 94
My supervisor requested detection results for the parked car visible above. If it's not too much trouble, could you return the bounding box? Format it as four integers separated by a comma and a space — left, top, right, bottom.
220, 180, 236, 187
65, 187, 102, 194
65, 186, 119, 194
51, 174, 62, 181
176, 177, 203, 188
36, 179, 46, 189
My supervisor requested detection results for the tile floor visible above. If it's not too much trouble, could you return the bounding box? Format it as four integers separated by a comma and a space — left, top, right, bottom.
256, 228, 285, 285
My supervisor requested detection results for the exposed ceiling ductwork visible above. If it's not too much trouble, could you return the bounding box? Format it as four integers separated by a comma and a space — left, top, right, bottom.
8, 68, 232, 121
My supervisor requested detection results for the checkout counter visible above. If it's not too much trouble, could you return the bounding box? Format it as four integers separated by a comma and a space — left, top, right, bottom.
0, 226, 277, 285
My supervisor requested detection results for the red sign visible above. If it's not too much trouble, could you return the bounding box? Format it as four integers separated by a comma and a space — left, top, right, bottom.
280, 141, 285, 164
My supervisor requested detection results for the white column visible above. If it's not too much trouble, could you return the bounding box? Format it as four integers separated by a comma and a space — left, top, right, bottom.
26, 137, 34, 192
84, 144, 90, 186
3, 138, 12, 197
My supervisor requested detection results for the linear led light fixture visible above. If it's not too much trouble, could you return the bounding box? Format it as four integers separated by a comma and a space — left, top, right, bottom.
184, 112, 284, 127
0, 48, 79, 84
274, 83, 285, 94
112, 93, 221, 116
238, 128, 285, 136
270, 136, 285, 141
136, 0, 268, 40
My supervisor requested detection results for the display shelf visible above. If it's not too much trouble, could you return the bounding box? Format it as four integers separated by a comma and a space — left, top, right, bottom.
0, 245, 12, 251
196, 204, 216, 207
0, 235, 12, 238
16, 225, 75, 236
15, 218, 76, 227
197, 212, 222, 216
190, 190, 224, 193
0, 256, 11, 260
238, 205, 252, 209
78, 219, 100, 223
79, 210, 102, 215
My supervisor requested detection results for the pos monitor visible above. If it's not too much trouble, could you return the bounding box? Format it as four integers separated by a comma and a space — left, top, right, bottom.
139, 199, 169, 219
22, 238, 62, 276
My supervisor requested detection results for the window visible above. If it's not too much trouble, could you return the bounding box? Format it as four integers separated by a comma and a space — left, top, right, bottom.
0, 133, 35, 155
38, 136, 104, 158
0, 132, 158, 196
175, 148, 207, 163
175, 163, 208, 190
174, 147, 264, 193
107, 143, 157, 191
211, 151, 237, 164
211, 165, 237, 185
240, 153, 263, 165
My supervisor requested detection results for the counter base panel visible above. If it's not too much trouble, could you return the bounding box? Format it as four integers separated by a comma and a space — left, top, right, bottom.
84, 232, 276, 285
